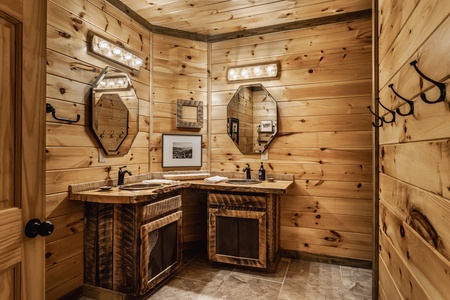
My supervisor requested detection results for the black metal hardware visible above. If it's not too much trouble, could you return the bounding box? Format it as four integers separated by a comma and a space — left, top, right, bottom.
367, 105, 384, 127
375, 97, 396, 123
46, 103, 81, 123
25, 218, 54, 238
388, 84, 415, 116
118, 166, 132, 186
243, 163, 251, 179
410, 60, 446, 104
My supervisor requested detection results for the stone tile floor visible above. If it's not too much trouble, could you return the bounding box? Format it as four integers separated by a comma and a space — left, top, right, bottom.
147, 252, 372, 300
80, 252, 372, 300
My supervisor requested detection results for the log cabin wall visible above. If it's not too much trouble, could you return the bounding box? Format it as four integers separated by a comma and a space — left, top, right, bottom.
210, 18, 373, 261
45, 1, 208, 297
150, 34, 208, 171
376, 0, 450, 299
45, 0, 152, 298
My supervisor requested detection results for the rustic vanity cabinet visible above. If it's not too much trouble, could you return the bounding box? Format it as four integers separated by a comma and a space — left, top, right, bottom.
83, 192, 182, 296
207, 192, 280, 272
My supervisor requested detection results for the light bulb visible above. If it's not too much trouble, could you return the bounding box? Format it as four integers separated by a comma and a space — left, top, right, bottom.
98, 40, 109, 49
124, 52, 132, 60
135, 58, 143, 66
99, 80, 107, 87
253, 67, 262, 76
112, 47, 122, 55
240, 68, 249, 78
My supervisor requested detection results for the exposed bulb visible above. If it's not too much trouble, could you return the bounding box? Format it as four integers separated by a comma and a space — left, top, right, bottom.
98, 40, 109, 49
135, 58, 143, 66
112, 47, 122, 55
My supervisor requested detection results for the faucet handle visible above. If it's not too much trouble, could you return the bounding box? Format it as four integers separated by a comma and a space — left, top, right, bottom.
119, 165, 127, 170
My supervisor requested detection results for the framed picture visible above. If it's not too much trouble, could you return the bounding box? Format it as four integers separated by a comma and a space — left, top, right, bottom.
260, 120, 273, 133
228, 117, 239, 144
162, 134, 202, 167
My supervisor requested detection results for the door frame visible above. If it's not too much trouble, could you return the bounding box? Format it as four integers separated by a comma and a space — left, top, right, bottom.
0, 0, 47, 298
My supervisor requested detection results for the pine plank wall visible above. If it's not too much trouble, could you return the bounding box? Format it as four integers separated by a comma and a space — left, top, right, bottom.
44, 0, 375, 298
376, 0, 450, 299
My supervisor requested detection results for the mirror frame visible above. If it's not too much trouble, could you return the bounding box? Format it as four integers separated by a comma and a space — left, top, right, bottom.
227, 83, 278, 154
91, 66, 139, 156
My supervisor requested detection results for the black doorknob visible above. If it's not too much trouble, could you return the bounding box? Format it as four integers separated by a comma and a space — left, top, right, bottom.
25, 218, 54, 238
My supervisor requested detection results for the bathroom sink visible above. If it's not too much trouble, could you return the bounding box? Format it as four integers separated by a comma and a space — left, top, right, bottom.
225, 179, 261, 184
119, 183, 162, 190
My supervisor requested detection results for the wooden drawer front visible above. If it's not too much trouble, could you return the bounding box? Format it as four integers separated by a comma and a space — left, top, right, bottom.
208, 193, 266, 209
141, 195, 181, 221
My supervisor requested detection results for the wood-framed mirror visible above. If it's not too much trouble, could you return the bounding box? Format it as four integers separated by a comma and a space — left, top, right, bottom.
91, 66, 139, 155
227, 83, 278, 153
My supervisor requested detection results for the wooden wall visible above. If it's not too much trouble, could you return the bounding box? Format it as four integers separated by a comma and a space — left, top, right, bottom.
210, 18, 374, 261
377, 0, 450, 298
45, 0, 151, 298
150, 33, 208, 171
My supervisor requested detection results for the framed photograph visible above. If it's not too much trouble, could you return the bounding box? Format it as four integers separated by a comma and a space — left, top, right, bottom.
228, 117, 239, 144
162, 134, 202, 167
260, 120, 273, 133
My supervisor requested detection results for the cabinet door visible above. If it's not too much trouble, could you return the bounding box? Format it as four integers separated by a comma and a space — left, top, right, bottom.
140, 211, 182, 294
208, 208, 267, 269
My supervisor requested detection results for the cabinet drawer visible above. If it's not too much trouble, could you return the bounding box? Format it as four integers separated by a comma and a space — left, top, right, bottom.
208, 193, 266, 209
141, 195, 181, 221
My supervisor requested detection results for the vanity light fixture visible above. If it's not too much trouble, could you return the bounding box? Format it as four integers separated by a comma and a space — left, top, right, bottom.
96, 75, 130, 90
227, 62, 280, 82
90, 34, 144, 71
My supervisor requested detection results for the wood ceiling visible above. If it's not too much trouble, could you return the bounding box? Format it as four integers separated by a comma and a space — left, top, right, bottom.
109, 0, 372, 41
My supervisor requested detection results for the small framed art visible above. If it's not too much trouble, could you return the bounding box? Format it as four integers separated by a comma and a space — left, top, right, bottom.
162, 134, 202, 167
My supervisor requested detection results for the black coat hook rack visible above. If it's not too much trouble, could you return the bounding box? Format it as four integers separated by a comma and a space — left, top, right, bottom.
388, 84, 414, 116
46, 103, 80, 123
410, 60, 446, 104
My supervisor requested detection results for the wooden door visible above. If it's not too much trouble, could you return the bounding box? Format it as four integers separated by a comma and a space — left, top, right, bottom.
0, 0, 46, 299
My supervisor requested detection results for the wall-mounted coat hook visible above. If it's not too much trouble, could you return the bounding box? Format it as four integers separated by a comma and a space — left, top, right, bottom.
375, 97, 396, 123
367, 105, 384, 127
410, 60, 446, 104
388, 84, 414, 116
46, 103, 80, 123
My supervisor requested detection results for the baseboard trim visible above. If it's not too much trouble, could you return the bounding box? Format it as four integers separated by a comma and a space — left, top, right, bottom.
281, 249, 372, 269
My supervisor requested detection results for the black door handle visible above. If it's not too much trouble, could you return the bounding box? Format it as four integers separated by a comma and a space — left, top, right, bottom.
25, 218, 54, 238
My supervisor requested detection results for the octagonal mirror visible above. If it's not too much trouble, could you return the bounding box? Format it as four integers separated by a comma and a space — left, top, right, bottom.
92, 67, 139, 155
227, 84, 277, 154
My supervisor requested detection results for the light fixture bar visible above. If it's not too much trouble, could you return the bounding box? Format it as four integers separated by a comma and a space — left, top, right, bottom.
90, 34, 144, 71
227, 62, 280, 82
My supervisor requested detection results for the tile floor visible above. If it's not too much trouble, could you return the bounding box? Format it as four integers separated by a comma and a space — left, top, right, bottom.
146, 252, 372, 300
80, 252, 372, 300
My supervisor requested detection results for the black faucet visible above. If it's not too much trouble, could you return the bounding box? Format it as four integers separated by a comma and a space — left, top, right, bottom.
118, 166, 132, 186
243, 163, 251, 179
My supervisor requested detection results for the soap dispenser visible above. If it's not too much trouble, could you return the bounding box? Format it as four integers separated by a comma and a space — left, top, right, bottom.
258, 162, 266, 181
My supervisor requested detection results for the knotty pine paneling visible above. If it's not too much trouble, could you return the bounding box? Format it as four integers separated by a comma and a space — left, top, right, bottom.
211, 17, 373, 261
150, 33, 208, 172
45, 0, 151, 298
377, 0, 450, 298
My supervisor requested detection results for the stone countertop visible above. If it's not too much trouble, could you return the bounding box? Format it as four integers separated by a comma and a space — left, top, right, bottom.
69, 177, 294, 204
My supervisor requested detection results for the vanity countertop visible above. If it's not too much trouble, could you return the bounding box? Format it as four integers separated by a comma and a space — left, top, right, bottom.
69, 178, 293, 204
188, 179, 293, 194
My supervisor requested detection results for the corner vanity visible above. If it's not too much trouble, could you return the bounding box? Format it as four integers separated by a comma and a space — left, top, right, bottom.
69, 174, 293, 298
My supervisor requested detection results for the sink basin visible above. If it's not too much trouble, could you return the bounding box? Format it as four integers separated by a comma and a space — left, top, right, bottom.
225, 179, 261, 184
119, 183, 162, 190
